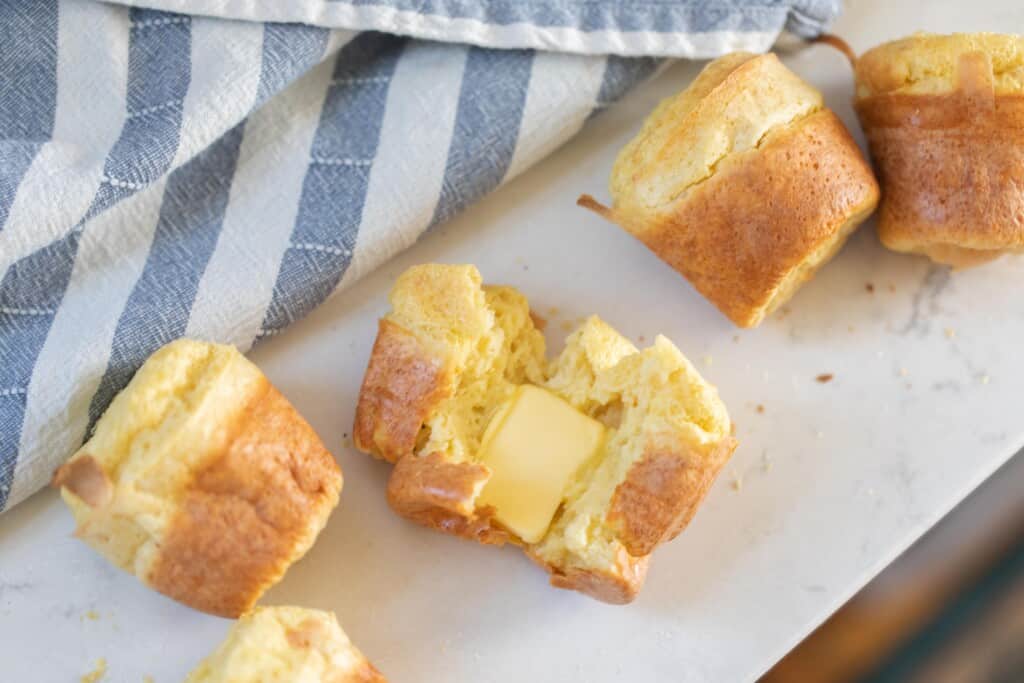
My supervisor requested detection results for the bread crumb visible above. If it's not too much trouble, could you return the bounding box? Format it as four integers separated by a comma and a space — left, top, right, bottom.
546, 306, 560, 317
899, 367, 908, 377
816, 373, 834, 383
82, 610, 100, 622
888, 283, 896, 293
980, 374, 991, 385
143, 677, 154, 683
81, 658, 106, 683
847, 325, 855, 333
865, 282, 875, 293
729, 467, 742, 492
702, 354, 713, 368
756, 404, 765, 414
761, 452, 772, 473
559, 320, 573, 333
733, 335, 740, 343
944, 327, 956, 339
637, 335, 645, 343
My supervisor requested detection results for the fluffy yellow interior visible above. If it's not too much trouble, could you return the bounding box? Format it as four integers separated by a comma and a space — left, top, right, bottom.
856, 32, 1024, 98
388, 264, 731, 573
186, 606, 366, 682
60, 339, 264, 575
609, 52, 823, 217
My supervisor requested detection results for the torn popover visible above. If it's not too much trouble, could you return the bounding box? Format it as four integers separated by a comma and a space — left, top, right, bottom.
53, 340, 342, 618
353, 264, 736, 603
579, 52, 880, 327
186, 606, 386, 682
855, 32, 1024, 267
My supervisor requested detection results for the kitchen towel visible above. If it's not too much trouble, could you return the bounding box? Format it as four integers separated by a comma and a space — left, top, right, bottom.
0, 0, 841, 513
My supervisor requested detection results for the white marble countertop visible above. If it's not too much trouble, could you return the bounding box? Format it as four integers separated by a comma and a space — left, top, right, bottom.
3, 1, 1024, 681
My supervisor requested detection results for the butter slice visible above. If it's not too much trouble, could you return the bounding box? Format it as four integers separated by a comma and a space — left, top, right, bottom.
477, 385, 605, 543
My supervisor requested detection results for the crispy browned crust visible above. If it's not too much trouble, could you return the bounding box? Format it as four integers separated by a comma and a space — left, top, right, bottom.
353, 319, 452, 463
654, 109, 877, 325
147, 381, 342, 618
856, 52, 1024, 265
386, 451, 508, 546
52, 455, 112, 508
527, 545, 650, 604
597, 109, 879, 328
331, 662, 389, 683
608, 435, 738, 557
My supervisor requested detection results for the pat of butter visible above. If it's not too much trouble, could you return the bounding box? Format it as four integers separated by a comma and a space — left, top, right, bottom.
476, 385, 605, 543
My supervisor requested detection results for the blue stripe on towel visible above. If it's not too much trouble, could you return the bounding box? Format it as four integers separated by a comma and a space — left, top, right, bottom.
256, 24, 330, 107
86, 122, 246, 428
0, 8, 192, 510
430, 46, 534, 227
0, 0, 58, 232
593, 56, 661, 114
83, 9, 192, 223
260, 32, 405, 335
0, 236, 76, 508
335, 0, 789, 34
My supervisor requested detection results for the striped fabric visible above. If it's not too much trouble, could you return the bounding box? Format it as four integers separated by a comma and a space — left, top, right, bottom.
0, 0, 840, 513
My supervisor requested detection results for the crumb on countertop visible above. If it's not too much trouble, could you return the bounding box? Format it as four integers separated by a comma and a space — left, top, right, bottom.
702, 354, 713, 368
559, 320, 573, 333
865, 282, 875, 293
980, 374, 991, 385
81, 658, 106, 683
729, 467, 742, 492
756, 404, 765, 414
888, 283, 896, 293
761, 452, 772, 473
546, 306, 560, 317
816, 373, 834, 383
944, 327, 956, 339
82, 610, 100, 622
637, 335, 645, 343
733, 335, 740, 343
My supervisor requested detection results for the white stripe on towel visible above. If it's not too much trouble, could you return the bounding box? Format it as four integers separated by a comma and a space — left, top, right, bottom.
185, 57, 337, 349
503, 52, 607, 183
170, 16, 264, 169
0, 0, 130, 274
337, 40, 468, 291
10, 178, 168, 509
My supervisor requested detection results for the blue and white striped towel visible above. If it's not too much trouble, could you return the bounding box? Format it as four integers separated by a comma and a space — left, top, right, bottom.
0, 0, 841, 513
